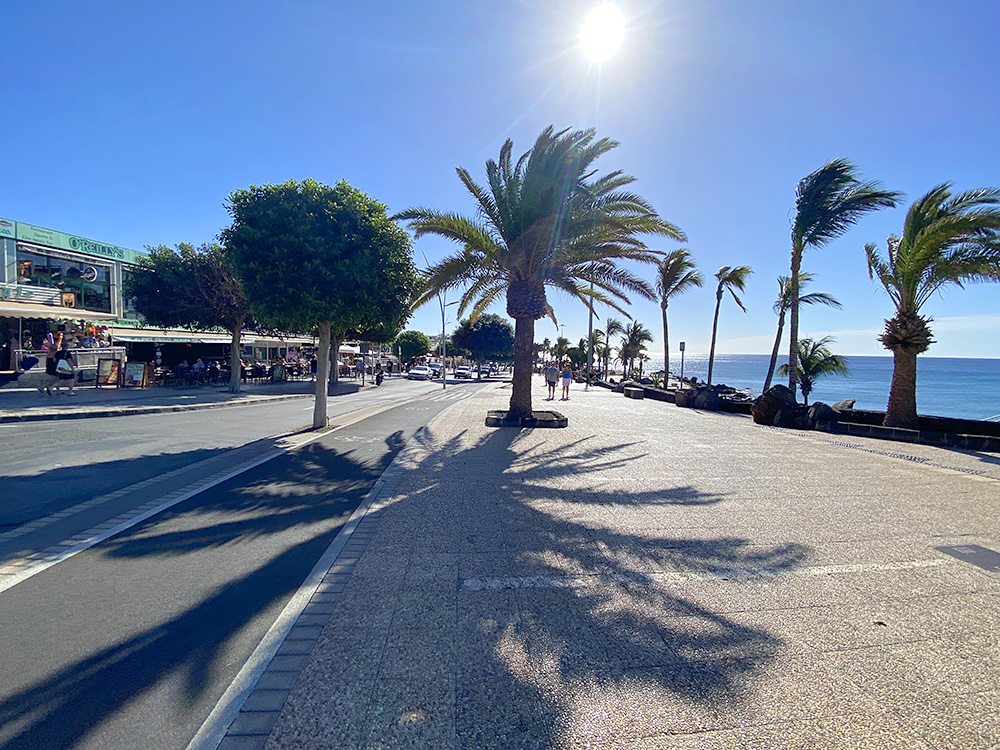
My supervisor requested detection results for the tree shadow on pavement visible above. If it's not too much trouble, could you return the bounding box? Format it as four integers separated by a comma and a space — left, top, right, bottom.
358, 424, 811, 749
0, 431, 406, 750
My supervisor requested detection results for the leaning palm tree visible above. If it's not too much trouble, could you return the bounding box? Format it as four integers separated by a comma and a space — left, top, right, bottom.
706, 265, 752, 386
788, 159, 901, 392
603, 317, 625, 377
395, 127, 684, 420
778, 336, 849, 406
655, 248, 703, 384
762, 273, 842, 392
866, 184, 1000, 428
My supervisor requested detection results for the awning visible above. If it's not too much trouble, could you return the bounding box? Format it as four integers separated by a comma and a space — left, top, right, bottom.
0, 302, 118, 320
111, 329, 234, 344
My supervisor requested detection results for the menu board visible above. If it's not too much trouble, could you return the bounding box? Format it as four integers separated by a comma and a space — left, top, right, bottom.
123, 362, 148, 388
96, 358, 121, 387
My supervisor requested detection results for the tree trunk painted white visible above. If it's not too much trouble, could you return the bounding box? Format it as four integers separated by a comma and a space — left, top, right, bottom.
228, 324, 243, 394
314, 322, 331, 429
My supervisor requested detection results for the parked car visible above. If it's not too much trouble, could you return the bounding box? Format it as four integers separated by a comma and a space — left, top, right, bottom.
406, 365, 433, 380
454, 366, 472, 379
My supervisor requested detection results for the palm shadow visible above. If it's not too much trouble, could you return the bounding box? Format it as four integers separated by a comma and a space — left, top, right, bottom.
0, 431, 406, 750
375, 424, 811, 747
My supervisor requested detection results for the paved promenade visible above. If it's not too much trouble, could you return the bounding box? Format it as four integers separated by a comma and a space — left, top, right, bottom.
249, 378, 1000, 749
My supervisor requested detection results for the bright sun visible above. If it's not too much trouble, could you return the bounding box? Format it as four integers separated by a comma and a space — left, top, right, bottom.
581, 3, 625, 62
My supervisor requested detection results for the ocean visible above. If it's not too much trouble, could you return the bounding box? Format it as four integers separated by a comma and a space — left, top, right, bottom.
635, 354, 1000, 422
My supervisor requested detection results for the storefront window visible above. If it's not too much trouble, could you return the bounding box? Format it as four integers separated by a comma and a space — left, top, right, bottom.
15, 246, 113, 313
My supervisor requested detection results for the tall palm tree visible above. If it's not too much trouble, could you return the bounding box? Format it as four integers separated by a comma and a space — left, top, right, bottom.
619, 321, 653, 379
603, 317, 625, 377
762, 273, 842, 392
788, 159, 901, 392
866, 184, 1000, 428
777, 336, 849, 406
655, 248, 703, 383
395, 126, 685, 420
541, 337, 551, 362
707, 265, 752, 386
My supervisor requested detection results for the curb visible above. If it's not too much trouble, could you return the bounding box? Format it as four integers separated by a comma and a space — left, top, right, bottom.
0, 394, 313, 424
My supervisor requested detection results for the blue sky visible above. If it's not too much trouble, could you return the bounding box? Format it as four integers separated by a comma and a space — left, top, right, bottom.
5, 0, 999, 358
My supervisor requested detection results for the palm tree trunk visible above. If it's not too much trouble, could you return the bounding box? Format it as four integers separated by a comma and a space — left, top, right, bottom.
228, 323, 243, 394
762, 310, 785, 393
509, 316, 535, 419
314, 322, 331, 429
661, 304, 669, 384
707, 293, 722, 386
884, 347, 919, 429
787, 245, 802, 392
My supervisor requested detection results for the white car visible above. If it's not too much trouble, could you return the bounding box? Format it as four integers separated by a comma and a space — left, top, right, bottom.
406, 365, 433, 380
454, 366, 472, 379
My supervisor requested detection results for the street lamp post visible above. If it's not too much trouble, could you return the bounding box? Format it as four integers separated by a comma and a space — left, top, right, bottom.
585, 280, 594, 391
440, 295, 458, 390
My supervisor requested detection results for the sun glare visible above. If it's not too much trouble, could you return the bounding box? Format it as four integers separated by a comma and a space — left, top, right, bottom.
581, 3, 625, 63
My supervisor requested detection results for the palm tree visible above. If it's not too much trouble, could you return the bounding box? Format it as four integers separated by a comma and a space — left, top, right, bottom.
395, 126, 685, 420
553, 336, 571, 364
541, 337, 551, 362
762, 273, 842, 392
788, 159, 901, 392
619, 321, 653, 379
655, 248, 703, 384
603, 317, 625, 377
866, 184, 1000, 428
777, 336, 849, 406
707, 266, 752, 386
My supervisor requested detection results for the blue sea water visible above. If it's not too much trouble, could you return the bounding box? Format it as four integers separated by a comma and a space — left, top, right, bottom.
640, 354, 1000, 422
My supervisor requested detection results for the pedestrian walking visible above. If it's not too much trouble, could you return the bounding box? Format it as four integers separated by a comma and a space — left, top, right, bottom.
54, 342, 77, 396
545, 363, 559, 400
561, 363, 572, 400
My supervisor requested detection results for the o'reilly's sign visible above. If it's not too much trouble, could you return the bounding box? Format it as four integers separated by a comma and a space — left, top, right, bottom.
68, 236, 126, 260
14, 220, 140, 264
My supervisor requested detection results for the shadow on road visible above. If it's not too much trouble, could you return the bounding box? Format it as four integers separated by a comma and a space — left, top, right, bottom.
0, 431, 406, 750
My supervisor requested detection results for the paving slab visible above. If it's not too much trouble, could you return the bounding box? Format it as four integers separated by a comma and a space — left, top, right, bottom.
245, 377, 1000, 749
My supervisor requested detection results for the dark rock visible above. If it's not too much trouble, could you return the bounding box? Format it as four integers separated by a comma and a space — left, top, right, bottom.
752, 385, 798, 425
832, 399, 856, 411
805, 402, 841, 429
693, 388, 720, 411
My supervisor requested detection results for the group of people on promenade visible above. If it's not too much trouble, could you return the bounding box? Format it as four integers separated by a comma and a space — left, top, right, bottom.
543, 362, 574, 400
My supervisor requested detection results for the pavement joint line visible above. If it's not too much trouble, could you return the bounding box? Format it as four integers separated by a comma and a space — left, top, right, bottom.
456, 558, 954, 592
189, 428, 432, 750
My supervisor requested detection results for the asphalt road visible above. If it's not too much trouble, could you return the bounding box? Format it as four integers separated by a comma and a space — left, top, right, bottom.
0, 377, 460, 527
0, 383, 481, 750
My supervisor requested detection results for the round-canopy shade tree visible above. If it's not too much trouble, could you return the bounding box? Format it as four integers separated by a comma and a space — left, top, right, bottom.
866, 183, 1000, 428
451, 313, 514, 379
223, 179, 417, 429
395, 330, 432, 362
395, 126, 685, 422
124, 242, 250, 394
787, 159, 900, 392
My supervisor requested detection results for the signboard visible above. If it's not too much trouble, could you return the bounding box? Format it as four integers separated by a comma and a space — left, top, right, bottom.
15, 221, 142, 264
122, 361, 148, 388
96, 358, 121, 387
679, 341, 685, 352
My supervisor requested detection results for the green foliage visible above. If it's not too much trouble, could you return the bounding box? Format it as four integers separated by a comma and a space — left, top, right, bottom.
777, 336, 849, 405
395, 125, 685, 418
125, 243, 248, 331
451, 314, 514, 362
223, 178, 417, 338
394, 330, 432, 360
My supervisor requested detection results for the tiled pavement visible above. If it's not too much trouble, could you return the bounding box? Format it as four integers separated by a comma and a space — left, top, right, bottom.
206, 377, 1000, 749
